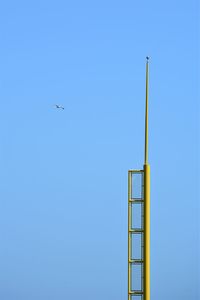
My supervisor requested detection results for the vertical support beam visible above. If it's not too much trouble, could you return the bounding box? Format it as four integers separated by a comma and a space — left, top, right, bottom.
144, 56, 150, 300
128, 171, 132, 300
143, 164, 150, 300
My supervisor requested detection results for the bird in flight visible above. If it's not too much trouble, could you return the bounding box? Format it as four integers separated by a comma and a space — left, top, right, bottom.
54, 104, 64, 110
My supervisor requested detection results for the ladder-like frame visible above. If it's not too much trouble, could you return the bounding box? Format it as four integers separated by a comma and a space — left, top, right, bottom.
128, 170, 144, 299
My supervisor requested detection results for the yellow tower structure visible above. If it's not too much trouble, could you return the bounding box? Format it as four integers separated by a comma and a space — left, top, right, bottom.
128, 57, 150, 300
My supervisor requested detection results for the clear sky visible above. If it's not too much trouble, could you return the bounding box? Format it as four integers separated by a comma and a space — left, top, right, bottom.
0, 1, 199, 299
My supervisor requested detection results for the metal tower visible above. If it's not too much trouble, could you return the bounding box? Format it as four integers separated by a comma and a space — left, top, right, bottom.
128, 57, 150, 300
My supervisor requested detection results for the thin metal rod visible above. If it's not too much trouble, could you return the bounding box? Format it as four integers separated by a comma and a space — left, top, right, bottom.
128, 171, 132, 299
145, 57, 149, 165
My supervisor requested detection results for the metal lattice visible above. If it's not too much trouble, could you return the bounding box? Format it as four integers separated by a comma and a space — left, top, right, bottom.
128, 170, 144, 300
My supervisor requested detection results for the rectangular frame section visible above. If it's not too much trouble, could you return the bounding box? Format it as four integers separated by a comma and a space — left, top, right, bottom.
131, 203, 143, 230
131, 263, 142, 292
130, 171, 144, 200
131, 233, 143, 260
131, 296, 143, 300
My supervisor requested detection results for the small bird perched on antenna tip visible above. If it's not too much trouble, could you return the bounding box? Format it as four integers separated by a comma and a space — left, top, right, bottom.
54, 104, 64, 110
146, 56, 150, 60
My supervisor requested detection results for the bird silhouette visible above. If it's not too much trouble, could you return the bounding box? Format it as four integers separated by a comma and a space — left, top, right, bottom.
54, 104, 64, 110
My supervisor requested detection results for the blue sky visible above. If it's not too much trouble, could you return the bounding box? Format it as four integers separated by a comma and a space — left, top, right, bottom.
0, 1, 199, 299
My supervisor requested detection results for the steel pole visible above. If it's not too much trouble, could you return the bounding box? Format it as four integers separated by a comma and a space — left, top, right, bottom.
143, 163, 150, 300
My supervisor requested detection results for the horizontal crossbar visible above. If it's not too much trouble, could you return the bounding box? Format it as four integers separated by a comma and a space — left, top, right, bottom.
129, 199, 144, 203
129, 259, 144, 264
129, 228, 144, 233
129, 290, 143, 295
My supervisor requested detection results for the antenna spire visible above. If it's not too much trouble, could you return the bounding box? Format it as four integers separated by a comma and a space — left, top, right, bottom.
144, 56, 149, 165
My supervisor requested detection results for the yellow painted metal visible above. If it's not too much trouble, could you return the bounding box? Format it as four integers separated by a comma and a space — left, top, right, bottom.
144, 56, 150, 300
128, 57, 151, 300
128, 170, 144, 299
128, 171, 132, 300
143, 164, 150, 300
145, 57, 149, 165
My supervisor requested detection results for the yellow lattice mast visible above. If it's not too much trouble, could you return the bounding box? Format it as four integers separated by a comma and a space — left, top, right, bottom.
128, 57, 150, 300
